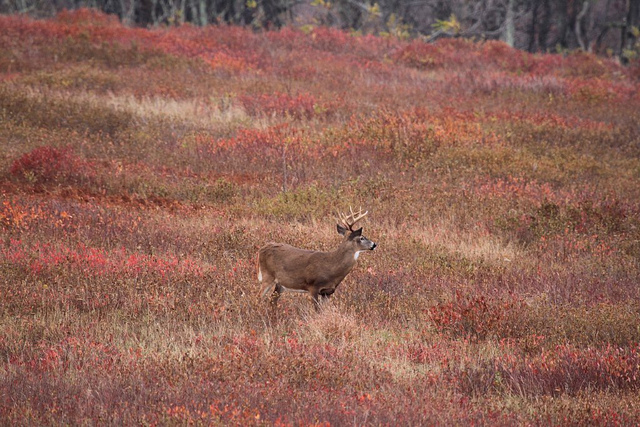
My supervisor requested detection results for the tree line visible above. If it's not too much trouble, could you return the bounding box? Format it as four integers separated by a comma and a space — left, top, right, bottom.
2, 0, 639, 60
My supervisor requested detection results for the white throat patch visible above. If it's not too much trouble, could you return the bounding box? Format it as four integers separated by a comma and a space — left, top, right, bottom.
354, 251, 363, 261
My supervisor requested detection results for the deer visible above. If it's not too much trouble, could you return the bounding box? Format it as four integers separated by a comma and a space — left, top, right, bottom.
257, 207, 377, 310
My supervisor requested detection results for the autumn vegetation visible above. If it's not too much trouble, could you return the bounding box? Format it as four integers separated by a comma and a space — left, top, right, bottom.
1, 9, 640, 425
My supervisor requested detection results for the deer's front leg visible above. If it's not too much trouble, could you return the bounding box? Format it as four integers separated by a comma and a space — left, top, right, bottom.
270, 283, 283, 307
310, 289, 322, 311
319, 288, 334, 305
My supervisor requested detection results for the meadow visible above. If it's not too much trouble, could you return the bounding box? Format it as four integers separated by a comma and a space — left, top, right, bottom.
1, 9, 640, 425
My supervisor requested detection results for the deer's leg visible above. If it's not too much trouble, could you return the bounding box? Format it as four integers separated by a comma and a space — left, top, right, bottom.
318, 288, 334, 305
310, 289, 322, 311
259, 269, 277, 298
265, 283, 282, 323
260, 282, 276, 298
320, 288, 334, 298
270, 282, 283, 307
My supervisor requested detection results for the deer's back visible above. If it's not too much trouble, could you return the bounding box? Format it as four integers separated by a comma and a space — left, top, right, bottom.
258, 242, 323, 280
259, 242, 315, 265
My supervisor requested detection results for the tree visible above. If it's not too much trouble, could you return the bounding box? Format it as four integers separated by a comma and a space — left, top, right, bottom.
621, 0, 640, 61
503, 0, 515, 47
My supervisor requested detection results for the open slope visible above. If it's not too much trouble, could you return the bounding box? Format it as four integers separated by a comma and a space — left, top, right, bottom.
2, 9, 640, 425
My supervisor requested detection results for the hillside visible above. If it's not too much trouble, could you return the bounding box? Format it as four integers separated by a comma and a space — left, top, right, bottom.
1, 9, 640, 425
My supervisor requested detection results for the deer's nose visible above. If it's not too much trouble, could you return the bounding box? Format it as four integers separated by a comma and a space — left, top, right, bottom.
370, 242, 377, 250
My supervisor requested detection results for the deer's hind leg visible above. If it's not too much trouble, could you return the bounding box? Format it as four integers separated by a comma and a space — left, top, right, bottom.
258, 265, 277, 298
270, 282, 284, 307
258, 268, 282, 304
260, 279, 277, 298
310, 289, 325, 311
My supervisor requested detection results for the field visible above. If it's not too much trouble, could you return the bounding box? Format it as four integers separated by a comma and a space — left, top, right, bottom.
1, 9, 640, 425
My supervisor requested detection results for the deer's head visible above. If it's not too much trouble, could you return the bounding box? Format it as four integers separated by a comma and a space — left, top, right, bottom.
337, 207, 377, 256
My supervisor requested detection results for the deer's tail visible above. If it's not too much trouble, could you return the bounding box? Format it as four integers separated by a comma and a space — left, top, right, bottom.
255, 251, 262, 283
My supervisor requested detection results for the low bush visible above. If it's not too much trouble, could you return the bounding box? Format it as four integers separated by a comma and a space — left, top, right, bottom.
9, 145, 96, 188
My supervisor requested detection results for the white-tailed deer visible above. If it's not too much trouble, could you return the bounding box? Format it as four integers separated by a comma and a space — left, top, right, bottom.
257, 207, 377, 309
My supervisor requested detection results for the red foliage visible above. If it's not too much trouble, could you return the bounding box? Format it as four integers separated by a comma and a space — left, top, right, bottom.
537, 51, 618, 78
566, 77, 637, 102
202, 123, 300, 153
393, 38, 520, 71
0, 10, 266, 75
238, 92, 324, 120
393, 35, 634, 84
54, 7, 121, 27
428, 291, 524, 340
9, 145, 96, 187
475, 176, 563, 204
500, 343, 640, 396
1, 239, 204, 281
308, 27, 356, 53
393, 40, 448, 70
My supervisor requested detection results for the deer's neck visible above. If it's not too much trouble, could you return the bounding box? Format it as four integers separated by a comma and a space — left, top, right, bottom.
327, 243, 358, 270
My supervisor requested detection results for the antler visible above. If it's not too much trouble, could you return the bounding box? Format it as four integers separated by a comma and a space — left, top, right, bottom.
337, 206, 369, 231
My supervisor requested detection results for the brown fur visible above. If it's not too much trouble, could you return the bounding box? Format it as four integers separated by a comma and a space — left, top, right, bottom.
257, 226, 376, 308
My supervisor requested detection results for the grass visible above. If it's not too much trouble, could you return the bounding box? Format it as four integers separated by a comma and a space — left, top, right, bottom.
1, 9, 640, 425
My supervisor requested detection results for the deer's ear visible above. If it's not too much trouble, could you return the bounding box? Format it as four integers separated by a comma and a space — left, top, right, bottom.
349, 227, 363, 239
337, 224, 347, 236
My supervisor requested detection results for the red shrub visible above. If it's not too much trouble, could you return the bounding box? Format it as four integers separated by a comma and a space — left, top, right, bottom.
500, 343, 640, 396
393, 40, 446, 70
9, 145, 95, 187
428, 291, 524, 340
308, 27, 355, 53
481, 40, 534, 72
393, 38, 493, 71
54, 8, 121, 27
238, 92, 323, 120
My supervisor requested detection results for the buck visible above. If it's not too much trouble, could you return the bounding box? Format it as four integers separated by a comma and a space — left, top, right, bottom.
257, 207, 377, 309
